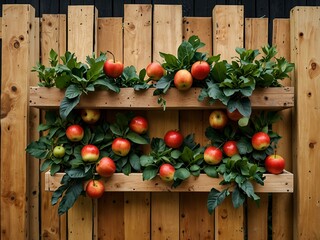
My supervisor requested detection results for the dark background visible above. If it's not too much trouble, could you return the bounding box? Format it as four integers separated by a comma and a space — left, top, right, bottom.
0, 0, 319, 18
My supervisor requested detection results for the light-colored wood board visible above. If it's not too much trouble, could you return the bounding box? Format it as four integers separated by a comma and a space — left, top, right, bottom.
245, 17, 269, 240
123, 4, 152, 70
40, 14, 67, 240
180, 193, 214, 240
212, 6, 245, 239
97, 193, 124, 240
153, 5, 182, 62
147, 111, 179, 240
67, 5, 98, 240
67, 6, 97, 62
97, 18, 123, 62
124, 192, 151, 240
245, 18, 268, 51
0, 17, 2, 38
28, 16, 40, 240
272, 18, 293, 240
212, 5, 244, 61
291, 7, 320, 239
29, 87, 294, 110
183, 17, 212, 55
1, 4, 34, 239
45, 172, 294, 193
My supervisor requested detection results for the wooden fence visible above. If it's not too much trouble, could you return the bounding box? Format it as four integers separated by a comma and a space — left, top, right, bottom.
1, 3, 320, 240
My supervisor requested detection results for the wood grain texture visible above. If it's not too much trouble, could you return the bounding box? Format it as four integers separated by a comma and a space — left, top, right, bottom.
212, 5, 244, 62
153, 4, 182, 62
291, 7, 320, 240
40, 14, 67, 240
66, 5, 98, 240
272, 18, 293, 240
183, 17, 213, 55
97, 18, 123, 62
245, 17, 269, 240
123, 4, 152, 70
1, 4, 35, 240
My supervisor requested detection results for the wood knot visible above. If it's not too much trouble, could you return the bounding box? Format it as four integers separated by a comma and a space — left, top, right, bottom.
13, 40, 20, 49
220, 209, 228, 219
311, 62, 317, 70
309, 142, 317, 149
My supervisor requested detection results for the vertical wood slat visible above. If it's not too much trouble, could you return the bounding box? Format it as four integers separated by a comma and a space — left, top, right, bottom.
1, 4, 35, 240
272, 19, 293, 240
28, 16, 40, 240
212, 5, 244, 62
67, 6, 98, 240
290, 7, 320, 240
97, 18, 123, 62
245, 17, 269, 240
183, 17, 213, 55
212, 5, 245, 240
123, 4, 152, 71
96, 20, 125, 240
123, 4, 152, 240
40, 14, 67, 240
149, 5, 182, 240
153, 5, 183, 63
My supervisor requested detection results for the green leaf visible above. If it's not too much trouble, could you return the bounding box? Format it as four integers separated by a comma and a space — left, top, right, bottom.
177, 41, 194, 66
110, 123, 123, 136
171, 150, 181, 159
129, 153, 141, 171
59, 95, 81, 119
180, 147, 194, 163
66, 168, 87, 178
140, 155, 154, 167
93, 79, 120, 93
65, 84, 82, 99
86, 61, 104, 81
190, 164, 200, 172
239, 181, 260, 201
232, 186, 246, 208
174, 168, 190, 181
143, 166, 158, 180
51, 184, 69, 206
122, 163, 131, 175
40, 159, 52, 172
50, 163, 61, 175
26, 141, 50, 159
207, 188, 229, 214
126, 132, 149, 145
212, 61, 227, 82
204, 166, 218, 178
58, 181, 83, 215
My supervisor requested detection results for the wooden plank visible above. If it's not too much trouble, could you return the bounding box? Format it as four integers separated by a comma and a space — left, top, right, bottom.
212, 5, 244, 62
1, 4, 35, 240
153, 5, 182, 63
97, 18, 125, 240
212, 5, 245, 240
0, 17, 2, 39
67, 5, 98, 240
291, 7, 320, 240
245, 17, 269, 240
245, 18, 268, 51
272, 18, 293, 240
40, 14, 67, 240
123, 4, 152, 240
45, 172, 294, 193
68, 6, 97, 61
183, 17, 212, 55
28, 16, 40, 240
97, 17, 123, 62
123, 4, 152, 71
29, 86, 294, 110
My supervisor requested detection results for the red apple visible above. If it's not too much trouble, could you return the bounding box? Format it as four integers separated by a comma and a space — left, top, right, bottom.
96, 157, 116, 177
81, 144, 100, 162
223, 141, 239, 157
204, 146, 223, 165
53, 145, 66, 158
191, 61, 210, 80
112, 137, 131, 156
265, 154, 285, 174
252, 132, 271, 151
227, 109, 243, 121
85, 179, 105, 199
209, 110, 228, 129
146, 62, 165, 81
173, 69, 193, 91
129, 116, 149, 135
103, 58, 124, 78
164, 130, 184, 149
81, 109, 101, 124
66, 124, 84, 142
159, 163, 175, 182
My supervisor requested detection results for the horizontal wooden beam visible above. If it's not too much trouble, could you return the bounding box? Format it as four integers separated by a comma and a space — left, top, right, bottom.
30, 87, 294, 110
45, 171, 293, 193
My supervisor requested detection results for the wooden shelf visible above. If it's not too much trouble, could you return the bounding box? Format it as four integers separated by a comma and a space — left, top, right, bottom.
30, 86, 294, 110
45, 171, 293, 193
